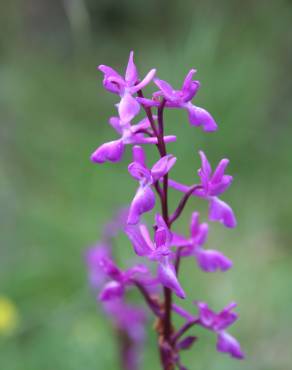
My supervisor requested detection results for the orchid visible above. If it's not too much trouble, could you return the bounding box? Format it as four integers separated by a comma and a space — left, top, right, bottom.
137, 69, 217, 132
173, 212, 232, 272
98, 51, 156, 123
86, 52, 244, 370
126, 214, 185, 298
99, 257, 150, 301
196, 302, 244, 359
168, 150, 237, 228
127, 146, 176, 224
91, 116, 176, 164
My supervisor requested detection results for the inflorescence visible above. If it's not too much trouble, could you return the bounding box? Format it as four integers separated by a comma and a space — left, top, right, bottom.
85, 52, 244, 370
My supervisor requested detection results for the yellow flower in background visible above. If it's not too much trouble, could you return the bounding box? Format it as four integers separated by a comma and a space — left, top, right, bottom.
0, 296, 19, 335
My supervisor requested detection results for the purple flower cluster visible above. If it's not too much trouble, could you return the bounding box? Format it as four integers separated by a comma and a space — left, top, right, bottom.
86, 52, 244, 370
85, 210, 149, 370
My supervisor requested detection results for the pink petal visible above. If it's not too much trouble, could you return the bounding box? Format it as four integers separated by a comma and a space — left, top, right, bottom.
195, 248, 233, 272
131, 117, 151, 133
158, 258, 186, 299
98, 65, 124, 94
210, 175, 233, 196
167, 179, 191, 193
132, 145, 146, 166
136, 97, 160, 107
125, 224, 153, 256
153, 78, 176, 101
198, 150, 212, 178
187, 104, 218, 132
91, 139, 125, 164
151, 155, 177, 182
99, 281, 124, 301
130, 135, 159, 145
108, 116, 123, 134
170, 233, 190, 248
211, 159, 229, 183
128, 161, 151, 182
181, 69, 200, 101
127, 185, 156, 225
132, 69, 156, 93
216, 332, 244, 359
125, 51, 138, 85
208, 197, 237, 228
118, 93, 140, 122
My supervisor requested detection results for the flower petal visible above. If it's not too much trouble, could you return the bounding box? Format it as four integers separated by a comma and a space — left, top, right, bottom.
170, 233, 190, 247
158, 258, 186, 299
132, 69, 156, 92
127, 186, 156, 224
132, 145, 146, 165
195, 248, 233, 272
98, 65, 124, 94
154, 78, 176, 101
129, 135, 159, 145
216, 332, 244, 359
125, 51, 138, 85
136, 97, 160, 107
187, 104, 218, 132
99, 281, 124, 301
196, 301, 238, 331
131, 117, 151, 133
125, 224, 153, 256
196, 301, 217, 327
155, 214, 171, 236
211, 159, 229, 183
128, 161, 151, 182
108, 116, 123, 134
167, 179, 191, 193
118, 93, 140, 122
85, 244, 110, 288
151, 155, 177, 182
198, 150, 212, 179
181, 69, 200, 101
91, 139, 125, 164
210, 175, 233, 196
208, 197, 237, 228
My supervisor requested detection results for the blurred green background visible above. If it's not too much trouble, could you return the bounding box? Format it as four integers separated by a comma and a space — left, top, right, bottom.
1, 0, 292, 369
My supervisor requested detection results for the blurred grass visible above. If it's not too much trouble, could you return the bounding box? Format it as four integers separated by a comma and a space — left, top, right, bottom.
0, 0, 292, 369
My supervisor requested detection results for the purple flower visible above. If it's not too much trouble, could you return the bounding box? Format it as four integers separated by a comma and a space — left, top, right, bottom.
91, 116, 176, 164
103, 207, 129, 240
217, 331, 244, 359
85, 243, 111, 289
98, 51, 156, 123
125, 214, 185, 299
196, 151, 233, 197
172, 212, 232, 272
168, 151, 236, 228
127, 146, 176, 224
196, 301, 244, 359
97, 256, 150, 301
137, 70, 217, 132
